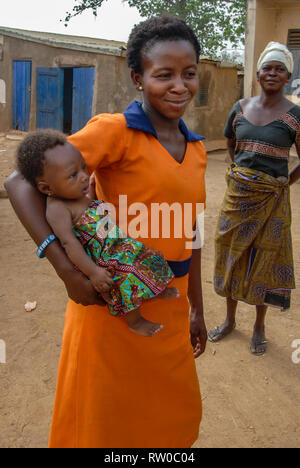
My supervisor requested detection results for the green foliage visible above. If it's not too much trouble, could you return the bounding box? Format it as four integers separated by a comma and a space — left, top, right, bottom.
64, 0, 105, 23
64, 0, 247, 57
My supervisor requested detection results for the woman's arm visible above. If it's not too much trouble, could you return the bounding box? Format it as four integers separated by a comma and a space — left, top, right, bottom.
289, 144, 300, 186
188, 246, 207, 358
227, 137, 236, 162
4, 171, 105, 306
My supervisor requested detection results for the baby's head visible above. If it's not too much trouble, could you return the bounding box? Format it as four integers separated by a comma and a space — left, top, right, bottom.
17, 130, 90, 200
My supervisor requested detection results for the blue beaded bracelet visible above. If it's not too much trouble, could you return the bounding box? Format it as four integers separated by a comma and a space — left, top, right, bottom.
36, 234, 57, 258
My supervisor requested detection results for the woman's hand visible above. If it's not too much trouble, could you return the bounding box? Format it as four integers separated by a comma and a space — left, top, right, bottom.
190, 308, 207, 358
63, 269, 106, 306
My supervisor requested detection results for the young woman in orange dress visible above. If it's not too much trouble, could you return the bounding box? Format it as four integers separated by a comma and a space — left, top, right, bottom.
5, 16, 207, 448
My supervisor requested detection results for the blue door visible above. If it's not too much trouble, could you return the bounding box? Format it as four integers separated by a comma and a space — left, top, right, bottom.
72, 68, 95, 134
36, 68, 64, 130
13, 61, 32, 131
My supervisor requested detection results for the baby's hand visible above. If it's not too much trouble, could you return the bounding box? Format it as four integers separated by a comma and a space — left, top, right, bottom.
90, 268, 114, 293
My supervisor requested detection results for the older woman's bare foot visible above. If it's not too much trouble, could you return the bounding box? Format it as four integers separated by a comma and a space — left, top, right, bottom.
125, 308, 163, 337
208, 320, 236, 342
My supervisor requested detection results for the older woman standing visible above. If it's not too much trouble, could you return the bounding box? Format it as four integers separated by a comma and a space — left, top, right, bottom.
209, 42, 300, 356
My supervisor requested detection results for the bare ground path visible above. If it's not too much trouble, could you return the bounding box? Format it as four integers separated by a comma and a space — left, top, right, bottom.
0, 136, 299, 448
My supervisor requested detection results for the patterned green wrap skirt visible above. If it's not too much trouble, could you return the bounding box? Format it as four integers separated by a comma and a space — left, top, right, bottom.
214, 164, 295, 310
73, 200, 174, 316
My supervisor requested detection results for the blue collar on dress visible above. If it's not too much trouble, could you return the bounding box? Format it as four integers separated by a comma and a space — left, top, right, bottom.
123, 101, 205, 142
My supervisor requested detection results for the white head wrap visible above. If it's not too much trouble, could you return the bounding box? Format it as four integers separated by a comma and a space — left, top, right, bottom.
257, 42, 294, 74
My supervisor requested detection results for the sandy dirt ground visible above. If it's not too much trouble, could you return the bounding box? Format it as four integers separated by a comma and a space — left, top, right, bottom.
0, 134, 299, 448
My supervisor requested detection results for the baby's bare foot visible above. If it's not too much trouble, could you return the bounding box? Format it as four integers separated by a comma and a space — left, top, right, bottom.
159, 287, 179, 300
128, 316, 163, 337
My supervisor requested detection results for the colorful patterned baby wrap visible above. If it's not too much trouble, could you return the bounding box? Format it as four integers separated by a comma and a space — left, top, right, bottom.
73, 200, 174, 315
214, 165, 295, 310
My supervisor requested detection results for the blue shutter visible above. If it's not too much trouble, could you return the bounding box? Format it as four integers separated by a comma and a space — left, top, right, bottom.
72, 68, 95, 134
36, 68, 64, 130
13, 61, 32, 131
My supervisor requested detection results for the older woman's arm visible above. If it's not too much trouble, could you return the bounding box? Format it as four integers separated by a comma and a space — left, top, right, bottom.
227, 137, 236, 162
4, 171, 105, 306
289, 144, 300, 186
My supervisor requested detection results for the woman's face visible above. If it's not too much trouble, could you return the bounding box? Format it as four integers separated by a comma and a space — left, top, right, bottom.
134, 40, 199, 120
257, 61, 290, 93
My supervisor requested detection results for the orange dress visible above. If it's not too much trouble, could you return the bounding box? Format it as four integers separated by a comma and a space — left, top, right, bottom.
49, 101, 207, 448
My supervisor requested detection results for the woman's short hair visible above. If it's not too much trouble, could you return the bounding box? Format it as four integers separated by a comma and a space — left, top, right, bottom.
127, 15, 201, 74
17, 130, 67, 187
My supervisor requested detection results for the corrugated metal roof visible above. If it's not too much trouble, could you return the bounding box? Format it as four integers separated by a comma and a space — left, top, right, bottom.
0, 26, 127, 56
0, 26, 243, 67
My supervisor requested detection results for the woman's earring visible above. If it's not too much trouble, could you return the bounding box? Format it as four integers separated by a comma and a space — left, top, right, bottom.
138, 85, 143, 92
48, 191, 52, 197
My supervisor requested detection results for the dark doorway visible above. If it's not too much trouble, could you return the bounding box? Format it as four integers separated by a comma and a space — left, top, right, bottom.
63, 68, 73, 134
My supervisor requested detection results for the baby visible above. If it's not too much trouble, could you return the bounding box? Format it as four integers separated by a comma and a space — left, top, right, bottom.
17, 130, 179, 336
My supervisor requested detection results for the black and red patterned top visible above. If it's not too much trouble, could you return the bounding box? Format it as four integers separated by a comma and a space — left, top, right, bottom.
224, 101, 300, 178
